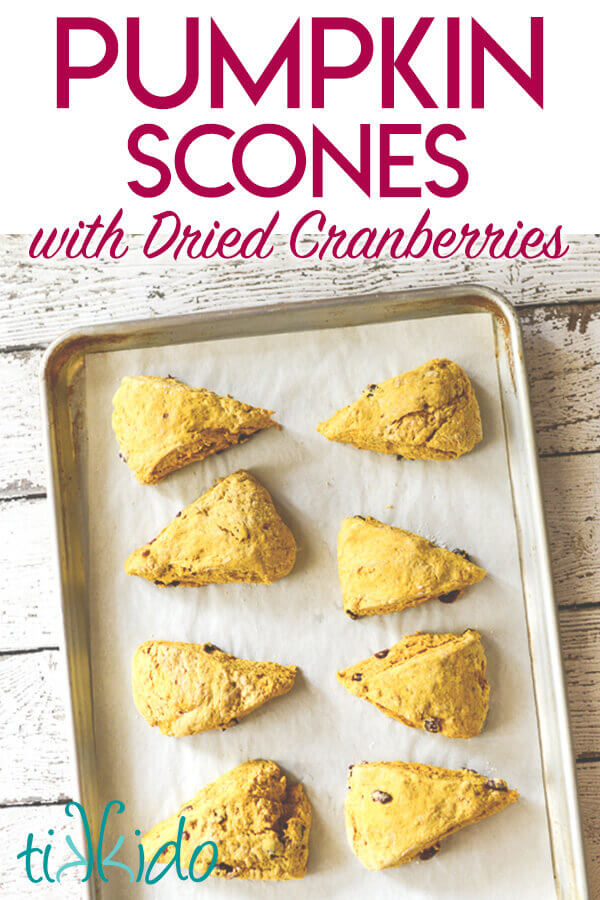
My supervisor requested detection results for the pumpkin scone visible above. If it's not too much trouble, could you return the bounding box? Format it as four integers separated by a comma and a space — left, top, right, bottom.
338, 515, 486, 618
345, 761, 518, 870
132, 640, 297, 736
112, 375, 276, 484
125, 470, 296, 586
317, 358, 482, 460
337, 630, 489, 738
142, 760, 311, 880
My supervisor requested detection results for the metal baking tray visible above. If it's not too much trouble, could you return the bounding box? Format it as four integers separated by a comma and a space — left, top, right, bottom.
40, 285, 589, 898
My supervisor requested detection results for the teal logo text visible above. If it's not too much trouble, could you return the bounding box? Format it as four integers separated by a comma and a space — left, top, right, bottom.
17, 800, 218, 884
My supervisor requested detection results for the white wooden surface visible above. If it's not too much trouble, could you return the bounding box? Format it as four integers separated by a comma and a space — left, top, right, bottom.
0, 235, 599, 897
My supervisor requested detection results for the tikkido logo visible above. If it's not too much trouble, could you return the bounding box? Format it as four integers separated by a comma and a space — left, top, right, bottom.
17, 800, 218, 885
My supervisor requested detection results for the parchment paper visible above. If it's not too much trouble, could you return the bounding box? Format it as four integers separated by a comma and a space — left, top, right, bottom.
85, 312, 555, 898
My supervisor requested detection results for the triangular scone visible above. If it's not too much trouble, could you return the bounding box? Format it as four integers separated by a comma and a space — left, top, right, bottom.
132, 640, 297, 736
317, 358, 482, 460
112, 375, 277, 484
125, 471, 297, 586
142, 760, 311, 880
345, 761, 518, 869
338, 516, 486, 618
337, 630, 489, 738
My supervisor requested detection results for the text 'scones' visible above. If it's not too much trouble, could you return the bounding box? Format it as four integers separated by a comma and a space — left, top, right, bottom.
337, 630, 489, 738
338, 516, 486, 618
112, 375, 277, 484
317, 358, 482, 460
142, 760, 311, 880
132, 640, 297, 736
125, 471, 297, 586
345, 761, 518, 870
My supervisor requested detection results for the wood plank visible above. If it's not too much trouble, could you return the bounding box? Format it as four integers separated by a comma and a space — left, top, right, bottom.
0, 498, 58, 652
575, 761, 600, 898
1, 234, 600, 349
559, 606, 600, 761
0, 650, 73, 806
0, 804, 84, 898
0, 305, 599, 499
540, 454, 600, 610
521, 303, 600, 457
0, 349, 45, 498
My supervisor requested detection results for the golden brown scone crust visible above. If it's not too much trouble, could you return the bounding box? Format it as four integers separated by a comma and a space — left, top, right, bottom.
142, 760, 311, 880
345, 761, 518, 870
132, 640, 297, 736
112, 375, 276, 484
317, 358, 482, 460
338, 516, 486, 618
337, 630, 489, 738
125, 470, 297, 586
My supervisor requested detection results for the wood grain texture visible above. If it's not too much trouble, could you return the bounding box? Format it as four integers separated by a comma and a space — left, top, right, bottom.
0, 349, 45, 497
0, 650, 73, 806
1, 304, 600, 500
576, 762, 600, 898
559, 607, 600, 760
1, 233, 600, 350
0, 498, 58, 652
540, 454, 600, 610
521, 302, 600, 457
0, 804, 85, 898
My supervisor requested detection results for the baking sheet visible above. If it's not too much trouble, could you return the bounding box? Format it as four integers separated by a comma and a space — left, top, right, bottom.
85, 312, 556, 898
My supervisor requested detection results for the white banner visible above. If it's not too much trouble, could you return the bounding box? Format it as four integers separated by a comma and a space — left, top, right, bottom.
1, 0, 595, 234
